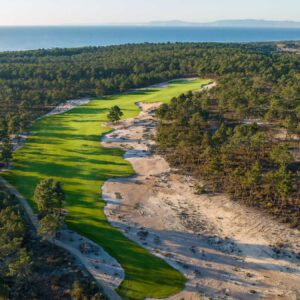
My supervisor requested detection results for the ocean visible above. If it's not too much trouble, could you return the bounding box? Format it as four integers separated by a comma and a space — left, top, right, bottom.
0, 26, 300, 52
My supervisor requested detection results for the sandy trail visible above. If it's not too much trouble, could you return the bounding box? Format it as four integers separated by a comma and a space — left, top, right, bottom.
1, 98, 92, 172
102, 100, 300, 300
0, 97, 124, 299
0, 177, 123, 300
43, 98, 91, 117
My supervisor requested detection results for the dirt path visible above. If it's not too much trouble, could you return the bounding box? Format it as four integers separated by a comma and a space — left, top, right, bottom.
0, 98, 92, 172
102, 100, 300, 300
0, 176, 123, 300
0, 96, 124, 300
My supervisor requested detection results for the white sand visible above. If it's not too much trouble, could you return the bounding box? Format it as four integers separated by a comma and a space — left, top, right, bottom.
43, 98, 91, 117
102, 96, 300, 299
57, 230, 124, 291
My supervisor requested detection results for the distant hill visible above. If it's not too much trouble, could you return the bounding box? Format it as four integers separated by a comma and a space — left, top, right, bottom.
147, 20, 197, 27
210, 20, 300, 28
146, 19, 300, 28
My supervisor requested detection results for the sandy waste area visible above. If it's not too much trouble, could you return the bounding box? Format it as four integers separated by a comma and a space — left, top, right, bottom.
102, 98, 300, 299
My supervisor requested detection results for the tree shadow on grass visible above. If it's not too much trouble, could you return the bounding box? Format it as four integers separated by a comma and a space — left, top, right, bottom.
100, 89, 159, 100
66, 146, 126, 157
13, 155, 133, 189
30, 132, 102, 142
61, 156, 128, 167
70, 106, 108, 115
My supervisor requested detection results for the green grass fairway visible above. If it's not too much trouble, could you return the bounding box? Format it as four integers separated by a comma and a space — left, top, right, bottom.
3, 79, 209, 299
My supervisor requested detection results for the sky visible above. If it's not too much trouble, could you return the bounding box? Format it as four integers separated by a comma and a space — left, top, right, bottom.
0, 0, 300, 26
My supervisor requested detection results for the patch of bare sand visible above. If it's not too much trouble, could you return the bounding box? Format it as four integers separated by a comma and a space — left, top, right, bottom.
57, 229, 124, 293
102, 100, 300, 300
43, 98, 91, 117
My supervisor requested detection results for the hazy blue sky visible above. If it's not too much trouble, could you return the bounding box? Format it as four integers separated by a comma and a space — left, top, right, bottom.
1, 0, 300, 26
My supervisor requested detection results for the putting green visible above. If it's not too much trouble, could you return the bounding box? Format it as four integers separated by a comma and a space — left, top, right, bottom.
3, 79, 209, 299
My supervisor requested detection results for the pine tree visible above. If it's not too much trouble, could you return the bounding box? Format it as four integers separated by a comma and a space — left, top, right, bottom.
34, 179, 65, 213
270, 144, 293, 167
107, 105, 123, 123
34, 179, 66, 241
1, 138, 13, 167
38, 214, 62, 241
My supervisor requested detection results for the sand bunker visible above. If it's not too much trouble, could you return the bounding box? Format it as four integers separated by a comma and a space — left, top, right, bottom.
102, 100, 300, 300
44, 98, 91, 117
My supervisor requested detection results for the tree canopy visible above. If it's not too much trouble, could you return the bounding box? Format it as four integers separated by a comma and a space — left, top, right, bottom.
0, 42, 299, 138
34, 178, 66, 240
156, 91, 300, 228
107, 105, 123, 123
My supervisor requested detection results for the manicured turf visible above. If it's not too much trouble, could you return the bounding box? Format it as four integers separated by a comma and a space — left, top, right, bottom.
3, 79, 209, 299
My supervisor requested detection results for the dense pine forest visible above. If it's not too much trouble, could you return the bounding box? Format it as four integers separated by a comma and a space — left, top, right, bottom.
0, 185, 105, 299
1, 42, 299, 134
154, 43, 300, 228
156, 88, 300, 228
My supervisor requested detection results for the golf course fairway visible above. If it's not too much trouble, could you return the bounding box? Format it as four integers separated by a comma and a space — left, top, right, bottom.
3, 79, 209, 299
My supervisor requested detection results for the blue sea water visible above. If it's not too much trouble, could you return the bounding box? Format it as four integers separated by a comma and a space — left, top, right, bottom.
0, 26, 300, 52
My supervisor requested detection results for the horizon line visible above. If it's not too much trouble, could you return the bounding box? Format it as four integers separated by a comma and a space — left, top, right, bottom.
1, 18, 300, 27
